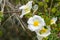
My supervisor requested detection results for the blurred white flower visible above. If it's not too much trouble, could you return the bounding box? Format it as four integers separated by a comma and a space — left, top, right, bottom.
50, 17, 57, 25
37, 35, 43, 40
27, 15, 45, 31
19, 1, 33, 18
35, 26, 51, 38
0, 0, 2, 4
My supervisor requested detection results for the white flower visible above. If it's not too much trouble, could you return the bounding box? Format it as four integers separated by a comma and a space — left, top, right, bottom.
35, 26, 51, 38
27, 15, 45, 31
19, 1, 33, 18
50, 17, 57, 25
0, 0, 2, 4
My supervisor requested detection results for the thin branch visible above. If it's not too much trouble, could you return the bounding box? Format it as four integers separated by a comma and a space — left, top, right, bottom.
49, 0, 53, 17
6, 0, 15, 11
0, 0, 5, 25
15, 15, 26, 31
4, 11, 20, 13
1, 0, 5, 12
16, 15, 33, 37
1, 13, 16, 27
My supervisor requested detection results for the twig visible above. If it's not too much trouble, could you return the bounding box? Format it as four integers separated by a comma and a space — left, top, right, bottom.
49, 0, 53, 17
0, 0, 5, 25
6, 0, 15, 11
1, 0, 5, 12
15, 15, 26, 31
4, 11, 20, 13
1, 13, 16, 27
16, 15, 33, 37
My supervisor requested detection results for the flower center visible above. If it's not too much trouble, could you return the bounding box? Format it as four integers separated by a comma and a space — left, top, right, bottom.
24, 7, 30, 13
33, 20, 39, 26
50, 20, 54, 24
39, 28, 47, 34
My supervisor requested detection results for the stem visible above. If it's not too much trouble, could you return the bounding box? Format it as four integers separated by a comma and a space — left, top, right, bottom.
6, 0, 15, 11
15, 15, 26, 31
16, 15, 33, 37
49, 0, 53, 17
0, 0, 5, 25
4, 11, 20, 13
1, 13, 16, 27
1, 0, 5, 12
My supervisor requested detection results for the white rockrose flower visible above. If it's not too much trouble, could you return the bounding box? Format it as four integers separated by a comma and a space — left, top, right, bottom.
35, 26, 51, 39
50, 17, 57, 25
0, 0, 2, 4
27, 15, 46, 31
19, 1, 33, 18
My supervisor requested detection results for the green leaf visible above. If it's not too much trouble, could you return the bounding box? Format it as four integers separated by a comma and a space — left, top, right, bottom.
0, 30, 3, 37
0, 11, 3, 22
55, 11, 60, 17
51, 8, 57, 13
56, 0, 60, 1
44, 4, 48, 8
43, 15, 51, 25
25, 13, 32, 18
38, 2, 44, 6
15, 0, 20, 5
44, 0, 49, 3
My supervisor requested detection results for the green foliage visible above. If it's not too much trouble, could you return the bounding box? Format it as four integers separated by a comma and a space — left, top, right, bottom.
0, 30, 3, 37
38, 2, 44, 6
51, 7, 57, 13
25, 13, 33, 18
0, 11, 3, 22
48, 33, 58, 40
44, 0, 49, 3
15, 0, 20, 5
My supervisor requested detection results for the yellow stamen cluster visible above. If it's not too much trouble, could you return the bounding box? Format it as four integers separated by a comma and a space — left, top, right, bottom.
50, 20, 54, 24
33, 20, 39, 26
39, 28, 47, 34
24, 7, 30, 13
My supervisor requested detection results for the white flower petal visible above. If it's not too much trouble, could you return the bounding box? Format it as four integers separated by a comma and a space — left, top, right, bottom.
51, 17, 57, 25
19, 5, 26, 9
33, 15, 46, 26
27, 15, 46, 31
35, 26, 51, 37
28, 25, 42, 31
19, 1, 33, 18
20, 14, 24, 18
27, 17, 33, 24
20, 9, 30, 18
26, 1, 33, 9
20, 9, 25, 18
39, 31, 51, 37
52, 17, 57, 22
22, 9, 30, 14
23, 9, 30, 14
